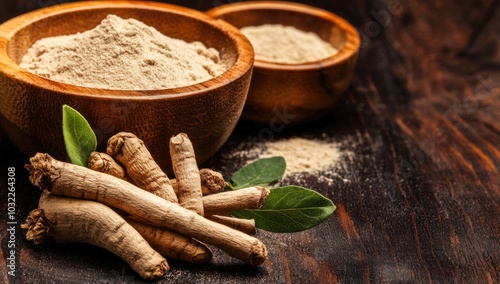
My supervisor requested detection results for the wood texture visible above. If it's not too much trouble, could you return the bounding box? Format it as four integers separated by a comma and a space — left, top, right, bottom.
1, 0, 499, 283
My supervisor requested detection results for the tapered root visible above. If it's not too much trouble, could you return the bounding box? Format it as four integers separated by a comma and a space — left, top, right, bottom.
125, 217, 213, 264
207, 215, 256, 235
169, 133, 203, 215
22, 191, 169, 280
202, 186, 270, 215
106, 132, 178, 203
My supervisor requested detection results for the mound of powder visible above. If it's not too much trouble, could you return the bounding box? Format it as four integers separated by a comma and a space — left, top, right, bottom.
240, 24, 338, 64
260, 137, 342, 176
221, 136, 353, 187
20, 14, 228, 90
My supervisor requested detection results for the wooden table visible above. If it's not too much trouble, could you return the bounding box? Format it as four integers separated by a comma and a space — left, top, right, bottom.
1, 0, 499, 283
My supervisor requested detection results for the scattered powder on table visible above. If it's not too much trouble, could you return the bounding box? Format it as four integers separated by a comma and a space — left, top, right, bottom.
240, 24, 338, 64
20, 14, 228, 90
259, 137, 342, 176
223, 137, 352, 186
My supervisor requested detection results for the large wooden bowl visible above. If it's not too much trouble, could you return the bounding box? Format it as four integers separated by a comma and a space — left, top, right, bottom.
207, 1, 360, 125
0, 1, 254, 173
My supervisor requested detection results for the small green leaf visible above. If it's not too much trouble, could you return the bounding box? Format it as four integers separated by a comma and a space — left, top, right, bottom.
231, 186, 336, 233
62, 105, 97, 166
229, 156, 286, 189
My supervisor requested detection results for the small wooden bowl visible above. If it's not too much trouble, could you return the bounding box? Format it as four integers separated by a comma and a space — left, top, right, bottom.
0, 1, 254, 173
207, 1, 360, 125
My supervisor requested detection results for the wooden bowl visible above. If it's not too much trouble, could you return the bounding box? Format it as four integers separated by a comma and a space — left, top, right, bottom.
0, 1, 254, 173
206, 1, 360, 125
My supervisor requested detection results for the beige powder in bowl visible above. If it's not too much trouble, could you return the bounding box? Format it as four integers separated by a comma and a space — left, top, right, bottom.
240, 24, 338, 64
20, 14, 228, 90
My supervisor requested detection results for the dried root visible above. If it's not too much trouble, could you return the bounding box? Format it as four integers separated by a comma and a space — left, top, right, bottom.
169, 133, 203, 215
87, 151, 127, 180
203, 186, 270, 215
125, 216, 212, 264
107, 132, 178, 203
170, 168, 226, 195
22, 191, 169, 280
206, 215, 256, 235
199, 168, 226, 195
26, 153, 268, 265
23, 132, 273, 280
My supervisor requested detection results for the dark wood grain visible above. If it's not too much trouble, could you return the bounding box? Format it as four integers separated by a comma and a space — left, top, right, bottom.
1, 0, 499, 283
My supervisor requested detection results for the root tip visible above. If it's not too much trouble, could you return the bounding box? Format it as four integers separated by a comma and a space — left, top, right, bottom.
250, 241, 268, 266
21, 208, 51, 244
144, 260, 169, 280
256, 186, 270, 207
25, 153, 59, 191
192, 249, 213, 264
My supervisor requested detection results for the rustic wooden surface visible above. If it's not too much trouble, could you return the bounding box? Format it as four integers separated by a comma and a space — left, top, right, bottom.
1, 0, 499, 283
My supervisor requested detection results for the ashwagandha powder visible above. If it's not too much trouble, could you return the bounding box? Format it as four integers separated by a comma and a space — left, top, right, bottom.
240, 24, 338, 64
20, 14, 228, 90
259, 137, 342, 176
222, 137, 351, 186
260, 137, 354, 187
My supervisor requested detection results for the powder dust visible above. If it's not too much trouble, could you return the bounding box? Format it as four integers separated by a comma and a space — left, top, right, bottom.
260, 138, 342, 176
240, 24, 338, 64
223, 137, 353, 187
20, 14, 228, 90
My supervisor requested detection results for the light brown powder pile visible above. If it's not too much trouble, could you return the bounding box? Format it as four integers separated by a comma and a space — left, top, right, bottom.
221, 137, 353, 187
240, 24, 338, 64
20, 14, 228, 90
260, 137, 342, 176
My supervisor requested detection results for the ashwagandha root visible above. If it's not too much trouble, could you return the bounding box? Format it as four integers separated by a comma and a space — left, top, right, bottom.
22, 209, 49, 244
89, 152, 262, 217
171, 168, 226, 196
125, 216, 212, 264
169, 133, 203, 215
202, 186, 270, 215
207, 215, 256, 235
21, 191, 169, 280
26, 153, 268, 265
199, 168, 226, 195
106, 132, 178, 203
87, 151, 128, 180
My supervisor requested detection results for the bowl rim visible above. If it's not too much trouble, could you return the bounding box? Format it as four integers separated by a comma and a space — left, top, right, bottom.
206, 1, 360, 71
0, 0, 254, 100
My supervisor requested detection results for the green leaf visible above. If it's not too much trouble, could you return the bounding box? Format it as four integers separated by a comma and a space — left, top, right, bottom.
229, 156, 286, 189
62, 105, 97, 166
231, 186, 336, 233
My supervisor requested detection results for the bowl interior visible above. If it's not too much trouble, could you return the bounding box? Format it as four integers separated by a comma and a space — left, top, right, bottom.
6, 4, 239, 87
207, 2, 350, 64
